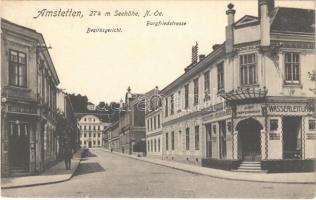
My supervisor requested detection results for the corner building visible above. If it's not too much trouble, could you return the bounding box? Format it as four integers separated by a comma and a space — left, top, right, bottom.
160, 0, 315, 172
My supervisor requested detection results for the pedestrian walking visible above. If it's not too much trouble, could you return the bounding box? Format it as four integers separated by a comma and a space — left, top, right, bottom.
64, 144, 73, 170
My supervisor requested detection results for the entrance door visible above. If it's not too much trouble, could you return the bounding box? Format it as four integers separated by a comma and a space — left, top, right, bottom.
88, 141, 92, 148
206, 124, 212, 157
237, 118, 262, 161
9, 123, 29, 171
283, 116, 302, 159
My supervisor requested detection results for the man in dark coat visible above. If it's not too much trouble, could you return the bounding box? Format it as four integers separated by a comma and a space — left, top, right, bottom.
64, 144, 73, 170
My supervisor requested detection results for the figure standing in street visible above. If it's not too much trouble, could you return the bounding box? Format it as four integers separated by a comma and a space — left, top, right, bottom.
64, 144, 73, 170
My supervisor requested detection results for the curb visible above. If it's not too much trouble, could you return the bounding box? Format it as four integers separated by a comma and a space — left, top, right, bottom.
1, 152, 83, 189
101, 149, 316, 185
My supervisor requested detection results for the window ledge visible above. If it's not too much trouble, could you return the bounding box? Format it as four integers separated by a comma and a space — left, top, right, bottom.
238, 84, 259, 88
283, 82, 303, 88
5, 85, 31, 92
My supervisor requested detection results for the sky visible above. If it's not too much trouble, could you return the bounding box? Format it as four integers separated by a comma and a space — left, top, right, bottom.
1, 0, 314, 104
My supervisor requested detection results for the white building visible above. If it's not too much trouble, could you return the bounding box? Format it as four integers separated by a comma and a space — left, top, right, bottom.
79, 115, 110, 148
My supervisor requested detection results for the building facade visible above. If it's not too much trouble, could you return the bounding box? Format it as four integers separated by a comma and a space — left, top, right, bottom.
105, 87, 146, 155
160, 0, 315, 172
78, 114, 110, 148
1, 19, 60, 176
145, 87, 163, 157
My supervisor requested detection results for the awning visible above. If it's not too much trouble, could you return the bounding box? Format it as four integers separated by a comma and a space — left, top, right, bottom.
218, 87, 268, 101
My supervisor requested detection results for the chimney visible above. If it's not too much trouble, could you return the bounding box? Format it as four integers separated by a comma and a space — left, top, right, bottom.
225, 3, 235, 54
258, 0, 275, 20
259, 0, 271, 46
192, 42, 198, 64
199, 54, 205, 61
212, 44, 221, 51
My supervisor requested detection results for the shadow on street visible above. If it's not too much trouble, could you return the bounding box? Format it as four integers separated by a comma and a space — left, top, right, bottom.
74, 162, 105, 177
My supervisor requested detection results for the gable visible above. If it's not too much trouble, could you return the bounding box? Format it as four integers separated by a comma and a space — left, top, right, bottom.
234, 15, 259, 28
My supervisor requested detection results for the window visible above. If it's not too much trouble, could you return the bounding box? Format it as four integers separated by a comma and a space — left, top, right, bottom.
93, 141, 96, 145
217, 62, 224, 90
194, 78, 199, 105
84, 133, 86, 137
89, 126, 91, 130
165, 98, 168, 117
147, 119, 150, 131
151, 140, 153, 152
185, 128, 190, 150
84, 141, 86, 145
170, 94, 174, 115
270, 119, 278, 131
147, 141, 150, 152
285, 52, 300, 82
154, 116, 157, 130
93, 133, 96, 138
98, 140, 100, 145
204, 71, 210, 100
154, 139, 157, 152
240, 54, 257, 85
158, 115, 160, 128
89, 133, 91, 137
98, 126, 100, 130
177, 90, 181, 111
195, 126, 200, 150
184, 84, 189, 109
84, 126, 86, 130
84, 118, 86, 122
158, 138, 160, 152
309, 120, 316, 131
150, 118, 153, 131
166, 132, 169, 150
9, 50, 27, 87
98, 133, 100, 137
171, 131, 175, 150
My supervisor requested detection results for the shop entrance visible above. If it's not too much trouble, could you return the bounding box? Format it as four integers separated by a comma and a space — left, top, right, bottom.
283, 116, 302, 159
8, 122, 29, 171
236, 118, 262, 161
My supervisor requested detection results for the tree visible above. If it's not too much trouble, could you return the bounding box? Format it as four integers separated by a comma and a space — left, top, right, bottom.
69, 93, 89, 112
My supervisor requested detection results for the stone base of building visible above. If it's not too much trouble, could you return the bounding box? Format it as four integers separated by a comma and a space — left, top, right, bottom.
162, 155, 203, 166
261, 159, 316, 173
201, 158, 241, 170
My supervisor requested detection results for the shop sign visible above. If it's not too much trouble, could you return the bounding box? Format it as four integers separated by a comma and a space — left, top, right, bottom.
204, 109, 232, 122
268, 103, 314, 115
236, 104, 261, 117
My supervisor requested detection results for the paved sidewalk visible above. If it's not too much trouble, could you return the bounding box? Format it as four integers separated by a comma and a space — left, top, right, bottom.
1, 149, 83, 189
101, 148, 316, 184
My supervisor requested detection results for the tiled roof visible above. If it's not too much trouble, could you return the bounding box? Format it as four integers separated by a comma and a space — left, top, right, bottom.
271, 7, 315, 33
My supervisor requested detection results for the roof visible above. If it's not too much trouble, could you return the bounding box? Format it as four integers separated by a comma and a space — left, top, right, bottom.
271, 7, 315, 34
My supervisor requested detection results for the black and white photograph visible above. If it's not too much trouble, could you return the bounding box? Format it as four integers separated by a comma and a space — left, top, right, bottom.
0, 0, 315, 198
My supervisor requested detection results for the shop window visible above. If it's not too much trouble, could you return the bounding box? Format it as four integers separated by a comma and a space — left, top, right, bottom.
309, 120, 316, 131
270, 119, 278, 131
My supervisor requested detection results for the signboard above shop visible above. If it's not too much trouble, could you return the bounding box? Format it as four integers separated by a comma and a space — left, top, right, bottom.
268, 103, 314, 116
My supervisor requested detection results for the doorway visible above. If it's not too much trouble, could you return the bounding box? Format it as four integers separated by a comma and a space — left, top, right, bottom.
9, 122, 29, 171
237, 118, 262, 161
283, 116, 302, 159
219, 121, 227, 159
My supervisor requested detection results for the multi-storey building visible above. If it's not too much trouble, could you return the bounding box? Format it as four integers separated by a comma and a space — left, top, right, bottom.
145, 87, 163, 157
105, 87, 146, 155
160, 0, 315, 172
78, 114, 110, 148
1, 19, 60, 176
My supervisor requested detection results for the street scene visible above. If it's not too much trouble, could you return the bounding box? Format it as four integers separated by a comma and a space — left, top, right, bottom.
1, 0, 316, 198
2, 149, 315, 198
